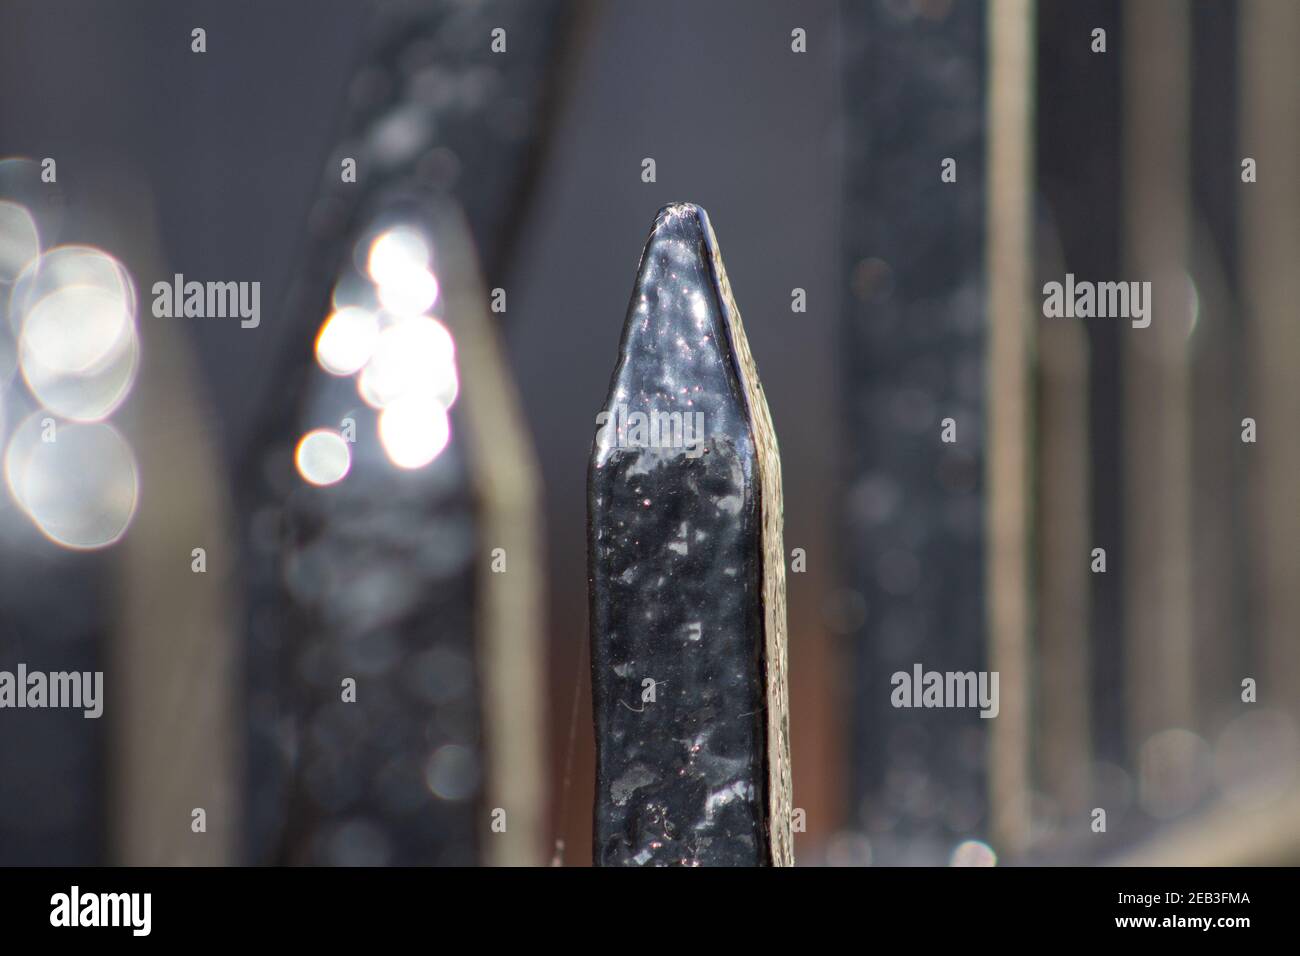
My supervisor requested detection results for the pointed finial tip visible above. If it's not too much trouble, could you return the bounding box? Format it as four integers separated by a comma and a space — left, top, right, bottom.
659, 200, 704, 216
648, 203, 715, 251
654, 201, 709, 228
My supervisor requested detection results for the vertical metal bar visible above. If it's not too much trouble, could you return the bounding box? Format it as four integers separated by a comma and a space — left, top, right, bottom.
1121, 0, 1195, 766
432, 204, 547, 866
840, 0, 989, 865
1188, 0, 1244, 734
1036, 320, 1092, 825
1030, 2, 1101, 832
986, 0, 1035, 858
1033, 0, 1125, 785
588, 203, 791, 867
1240, 0, 1300, 716
112, 187, 241, 864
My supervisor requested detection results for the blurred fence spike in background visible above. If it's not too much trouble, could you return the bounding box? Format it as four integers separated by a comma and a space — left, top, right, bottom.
588, 203, 791, 867
842, 0, 990, 865
237, 0, 568, 863
275, 196, 544, 865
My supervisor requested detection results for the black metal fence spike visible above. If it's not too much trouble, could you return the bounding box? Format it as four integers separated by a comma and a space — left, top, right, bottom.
588, 203, 791, 867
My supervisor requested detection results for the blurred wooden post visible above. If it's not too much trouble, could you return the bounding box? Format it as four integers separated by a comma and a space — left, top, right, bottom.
588, 204, 791, 867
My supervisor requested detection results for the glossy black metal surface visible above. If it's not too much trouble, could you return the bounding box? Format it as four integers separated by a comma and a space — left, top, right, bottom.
588, 204, 770, 866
